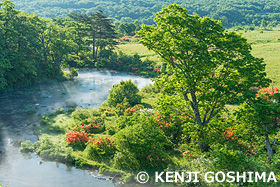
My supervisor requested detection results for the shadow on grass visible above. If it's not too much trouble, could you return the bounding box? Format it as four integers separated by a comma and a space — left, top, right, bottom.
141, 102, 152, 109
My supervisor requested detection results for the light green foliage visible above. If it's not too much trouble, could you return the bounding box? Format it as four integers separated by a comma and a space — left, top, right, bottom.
114, 115, 173, 170
139, 4, 271, 151
34, 138, 74, 163
116, 43, 159, 62
39, 115, 51, 126
20, 140, 34, 153
211, 144, 253, 171
107, 80, 141, 107
84, 139, 116, 161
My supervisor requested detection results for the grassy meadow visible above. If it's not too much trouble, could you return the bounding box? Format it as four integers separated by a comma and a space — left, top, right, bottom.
117, 29, 280, 87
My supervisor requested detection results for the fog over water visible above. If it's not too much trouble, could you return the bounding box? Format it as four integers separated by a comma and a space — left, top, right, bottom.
0, 69, 151, 187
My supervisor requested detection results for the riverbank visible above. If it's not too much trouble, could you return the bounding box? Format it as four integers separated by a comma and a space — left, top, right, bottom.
19, 83, 159, 184
0, 70, 151, 187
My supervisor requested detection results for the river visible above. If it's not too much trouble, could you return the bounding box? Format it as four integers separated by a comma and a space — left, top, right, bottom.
0, 70, 151, 187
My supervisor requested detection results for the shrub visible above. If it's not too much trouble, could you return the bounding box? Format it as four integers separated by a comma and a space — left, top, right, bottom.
114, 116, 172, 170
34, 138, 74, 163
20, 140, 34, 153
40, 115, 50, 126
115, 113, 141, 130
65, 130, 90, 149
85, 137, 116, 160
106, 125, 116, 135
67, 108, 75, 113
73, 120, 104, 134
210, 144, 255, 172
64, 68, 79, 80
141, 83, 160, 94
55, 108, 65, 114
107, 80, 141, 107
71, 108, 91, 123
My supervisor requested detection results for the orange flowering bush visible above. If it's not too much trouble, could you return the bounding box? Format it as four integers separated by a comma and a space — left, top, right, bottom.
256, 87, 280, 100
65, 131, 90, 144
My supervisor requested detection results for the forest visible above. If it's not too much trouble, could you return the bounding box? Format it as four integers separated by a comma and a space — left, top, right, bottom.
1, 0, 280, 186
11, 0, 280, 27
0, 0, 158, 91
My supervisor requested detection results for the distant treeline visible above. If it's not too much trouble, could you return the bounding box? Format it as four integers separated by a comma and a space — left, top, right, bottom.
11, 0, 280, 27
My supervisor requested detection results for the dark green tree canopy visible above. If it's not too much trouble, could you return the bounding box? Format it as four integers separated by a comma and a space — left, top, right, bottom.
68, 10, 116, 61
11, 0, 280, 27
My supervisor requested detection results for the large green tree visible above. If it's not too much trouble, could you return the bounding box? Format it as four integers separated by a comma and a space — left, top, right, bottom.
138, 4, 271, 151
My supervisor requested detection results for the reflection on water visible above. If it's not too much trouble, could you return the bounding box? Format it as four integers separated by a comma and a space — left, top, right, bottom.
0, 69, 151, 187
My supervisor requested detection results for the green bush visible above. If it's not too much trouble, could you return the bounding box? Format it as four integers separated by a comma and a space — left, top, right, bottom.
34, 138, 74, 163
20, 140, 34, 153
39, 115, 50, 126
210, 144, 258, 172
107, 80, 141, 107
115, 113, 140, 130
67, 108, 75, 113
63, 68, 79, 80
55, 108, 65, 114
106, 125, 116, 135
141, 83, 160, 94
114, 116, 173, 170
71, 107, 91, 123
84, 137, 116, 161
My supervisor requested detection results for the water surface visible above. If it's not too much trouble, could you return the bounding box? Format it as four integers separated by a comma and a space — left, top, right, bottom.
0, 70, 151, 187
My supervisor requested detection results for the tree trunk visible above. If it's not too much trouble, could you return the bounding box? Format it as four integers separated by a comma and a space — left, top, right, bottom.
265, 133, 273, 161
190, 91, 209, 152
199, 132, 209, 152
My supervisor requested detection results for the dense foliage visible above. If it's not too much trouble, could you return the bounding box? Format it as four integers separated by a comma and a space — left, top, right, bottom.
0, 0, 159, 91
11, 0, 280, 28
107, 80, 141, 107
11, 2, 280, 186
139, 4, 271, 151
0, 0, 79, 91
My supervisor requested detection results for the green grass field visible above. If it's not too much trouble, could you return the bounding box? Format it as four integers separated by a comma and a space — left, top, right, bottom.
116, 43, 159, 61
117, 29, 280, 87
241, 30, 280, 87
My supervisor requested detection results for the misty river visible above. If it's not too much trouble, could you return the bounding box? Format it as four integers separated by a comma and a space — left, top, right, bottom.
0, 69, 151, 187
